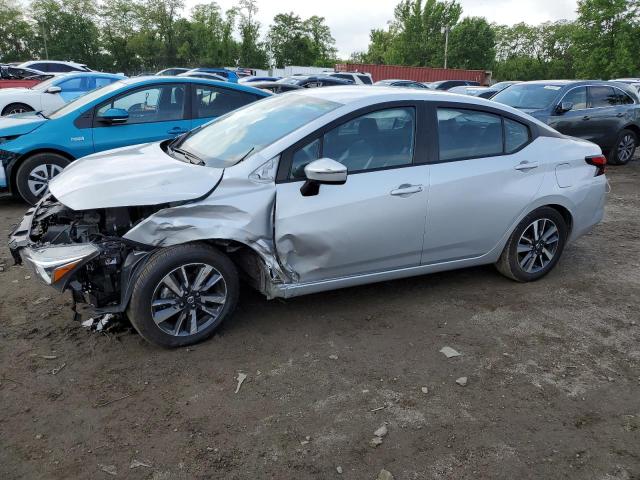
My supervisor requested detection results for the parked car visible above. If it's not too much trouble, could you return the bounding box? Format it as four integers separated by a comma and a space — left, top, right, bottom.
0, 65, 54, 90
612, 79, 640, 94
156, 68, 190, 76
427, 80, 480, 90
249, 81, 303, 94
492, 80, 640, 165
178, 71, 227, 82
0, 76, 270, 203
190, 68, 239, 83
9, 87, 607, 348
0, 72, 125, 116
450, 81, 521, 99
374, 79, 429, 89
239, 76, 281, 83
277, 75, 353, 88
17, 60, 91, 73
330, 72, 373, 85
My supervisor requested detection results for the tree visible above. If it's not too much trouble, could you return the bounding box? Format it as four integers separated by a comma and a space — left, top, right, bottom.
236, 0, 268, 68
0, 0, 36, 62
100, 0, 144, 73
303, 15, 338, 67
447, 17, 495, 70
267, 12, 314, 67
573, 0, 640, 78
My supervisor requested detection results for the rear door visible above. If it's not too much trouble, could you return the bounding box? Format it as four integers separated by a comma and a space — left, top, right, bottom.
422, 104, 546, 264
275, 103, 430, 283
190, 83, 262, 129
586, 86, 619, 147
92, 83, 191, 153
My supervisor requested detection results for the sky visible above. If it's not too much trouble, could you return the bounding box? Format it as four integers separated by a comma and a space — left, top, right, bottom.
188, 0, 579, 58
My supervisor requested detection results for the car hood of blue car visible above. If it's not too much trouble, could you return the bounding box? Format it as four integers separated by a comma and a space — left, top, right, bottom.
49, 142, 224, 210
0, 112, 47, 137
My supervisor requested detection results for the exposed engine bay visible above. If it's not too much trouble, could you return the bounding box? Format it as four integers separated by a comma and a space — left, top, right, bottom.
10, 195, 164, 312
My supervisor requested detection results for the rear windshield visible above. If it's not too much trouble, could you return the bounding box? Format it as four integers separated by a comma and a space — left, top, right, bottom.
493, 84, 563, 110
177, 93, 342, 168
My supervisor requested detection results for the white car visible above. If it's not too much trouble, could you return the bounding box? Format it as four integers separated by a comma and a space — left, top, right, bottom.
17, 60, 92, 73
330, 72, 373, 85
0, 72, 124, 116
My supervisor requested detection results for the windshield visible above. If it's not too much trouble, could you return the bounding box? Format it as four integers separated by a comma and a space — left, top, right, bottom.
177, 93, 341, 168
277, 77, 306, 85
493, 84, 563, 110
48, 80, 126, 119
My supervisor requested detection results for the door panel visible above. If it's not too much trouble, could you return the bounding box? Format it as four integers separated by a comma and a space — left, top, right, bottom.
548, 87, 589, 140
275, 166, 429, 283
92, 84, 190, 153
587, 86, 620, 147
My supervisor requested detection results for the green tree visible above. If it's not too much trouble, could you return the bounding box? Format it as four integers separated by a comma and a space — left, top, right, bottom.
100, 0, 144, 73
267, 12, 314, 67
236, 0, 268, 68
573, 0, 640, 78
447, 16, 495, 70
0, 0, 36, 62
304, 15, 338, 67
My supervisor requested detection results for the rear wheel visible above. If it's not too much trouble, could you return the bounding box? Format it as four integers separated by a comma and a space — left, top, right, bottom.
2, 103, 34, 116
608, 129, 637, 165
127, 243, 239, 348
496, 207, 568, 282
15, 153, 70, 205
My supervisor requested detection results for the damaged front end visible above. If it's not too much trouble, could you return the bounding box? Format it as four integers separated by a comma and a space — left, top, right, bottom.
9, 194, 159, 315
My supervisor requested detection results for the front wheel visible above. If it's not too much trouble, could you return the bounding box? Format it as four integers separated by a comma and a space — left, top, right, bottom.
495, 207, 568, 282
127, 243, 239, 348
2, 102, 34, 116
608, 129, 637, 165
15, 153, 71, 205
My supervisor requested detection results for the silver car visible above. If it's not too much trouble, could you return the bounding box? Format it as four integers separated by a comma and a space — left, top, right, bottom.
9, 87, 608, 347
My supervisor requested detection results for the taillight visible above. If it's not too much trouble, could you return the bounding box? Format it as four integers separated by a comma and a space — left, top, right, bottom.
585, 154, 606, 176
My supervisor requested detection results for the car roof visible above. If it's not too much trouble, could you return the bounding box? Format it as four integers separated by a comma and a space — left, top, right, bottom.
20, 60, 87, 67
52, 71, 124, 80
116, 75, 271, 95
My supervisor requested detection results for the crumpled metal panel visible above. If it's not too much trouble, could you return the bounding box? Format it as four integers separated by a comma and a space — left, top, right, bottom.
123, 170, 291, 296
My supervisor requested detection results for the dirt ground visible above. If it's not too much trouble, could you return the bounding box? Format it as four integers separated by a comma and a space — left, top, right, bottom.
1, 162, 639, 480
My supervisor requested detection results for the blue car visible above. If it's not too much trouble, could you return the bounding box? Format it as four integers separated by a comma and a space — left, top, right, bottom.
0, 76, 271, 203
190, 68, 240, 83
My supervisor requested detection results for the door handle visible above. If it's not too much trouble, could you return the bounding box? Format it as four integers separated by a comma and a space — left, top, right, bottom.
515, 161, 539, 172
390, 184, 423, 196
582, 115, 591, 121
168, 127, 189, 135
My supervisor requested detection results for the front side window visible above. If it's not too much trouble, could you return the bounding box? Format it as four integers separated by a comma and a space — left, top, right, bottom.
57, 77, 86, 92
97, 85, 185, 124
437, 109, 503, 161
193, 85, 258, 119
288, 107, 415, 178
589, 86, 616, 108
562, 87, 587, 110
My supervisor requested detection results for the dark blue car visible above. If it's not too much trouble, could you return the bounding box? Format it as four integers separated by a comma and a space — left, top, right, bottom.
0, 76, 270, 203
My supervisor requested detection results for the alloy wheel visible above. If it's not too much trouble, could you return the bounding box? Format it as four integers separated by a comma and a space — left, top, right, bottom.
27, 163, 64, 198
617, 134, 635, 163
7, 106, 29, 114
150, 263, 227, 337
517, 218, 560, 274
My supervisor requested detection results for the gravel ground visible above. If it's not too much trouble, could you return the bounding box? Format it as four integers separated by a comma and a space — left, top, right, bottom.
0, 161, 639, 480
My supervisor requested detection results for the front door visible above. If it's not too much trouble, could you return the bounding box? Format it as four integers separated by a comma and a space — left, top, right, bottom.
549, 86, 589, 140
423, 107, 546, 264
92, 83, 191, 154
275, 106, 429, 283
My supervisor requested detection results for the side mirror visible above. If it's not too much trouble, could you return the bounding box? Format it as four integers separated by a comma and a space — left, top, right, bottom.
556, 101, 574, 114
45, 86, 62, 94
301, 158, 347, 196
98, 108, 129, 124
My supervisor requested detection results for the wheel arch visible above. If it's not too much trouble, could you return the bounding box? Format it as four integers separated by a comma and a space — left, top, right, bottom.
9, 148, 75, 193
545, 203, 574, 236
1, 101, 37, 116
622, 124, 640, 143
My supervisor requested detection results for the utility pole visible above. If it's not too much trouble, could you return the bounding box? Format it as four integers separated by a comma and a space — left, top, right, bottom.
441, 26, 450, 69
41, 23, 49, 59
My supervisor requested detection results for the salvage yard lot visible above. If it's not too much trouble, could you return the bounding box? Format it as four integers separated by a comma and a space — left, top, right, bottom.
1, 162, 639, 479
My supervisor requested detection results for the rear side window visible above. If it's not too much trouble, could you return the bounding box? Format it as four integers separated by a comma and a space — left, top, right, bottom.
563, 87, 587, 110
437, 108, 531, 161
192, 85, 258, 119
589, 86, 616, 108
29, 63, 48, 72
51, 64, 74, 72
358, 75, 373, 85
437, 109, 503, 161
614, 89, 635, 105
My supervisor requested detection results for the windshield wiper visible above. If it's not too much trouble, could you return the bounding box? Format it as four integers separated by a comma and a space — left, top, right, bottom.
171, 146, 204, 165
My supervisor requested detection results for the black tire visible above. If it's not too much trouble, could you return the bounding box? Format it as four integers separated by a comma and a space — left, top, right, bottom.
15, 153, 71, 205
127, 243, 239, 348
495, 207, 568, 282
1, 102, 34, 116
608, 129, 637, 165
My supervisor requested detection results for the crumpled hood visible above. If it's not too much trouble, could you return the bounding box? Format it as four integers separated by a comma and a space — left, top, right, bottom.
0, 112, 47, 136
49, 142, 224, 210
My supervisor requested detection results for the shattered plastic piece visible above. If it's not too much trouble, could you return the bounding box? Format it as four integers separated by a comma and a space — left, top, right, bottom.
336, 466, 343, 474
421, 386, 429, 394
99, 464, 117, 476
370, 436, 383, 447
41, 355, 58, 360
82, 314, 116, 332
456, 376, 468, 386
329, 354, 338, 360
33, 296, 51, 305
235, 372, 247, 393
440, 346, 461, 358
374, 425, 388, 438
51, 363, 66, 375
377, 469, 395, 480
130, 459, 151, 469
